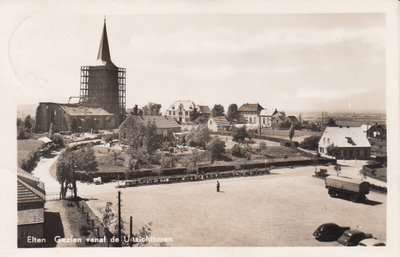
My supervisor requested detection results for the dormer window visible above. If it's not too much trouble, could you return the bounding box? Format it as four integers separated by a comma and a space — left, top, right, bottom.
346, 137, 356, 145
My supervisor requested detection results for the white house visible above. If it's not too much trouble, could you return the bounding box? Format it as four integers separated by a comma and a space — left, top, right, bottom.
259, 108, 278, 128
207, 116, 230, 132
165, 100, 210, 124
318, 126, 371, 160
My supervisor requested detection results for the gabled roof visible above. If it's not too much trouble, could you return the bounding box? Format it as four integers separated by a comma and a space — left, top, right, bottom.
198, 105, 211, 114
97, 19, 116, 67
120, 115, 180, 129
61, 105, 115, 116
210, 116, 230, 127
320, 127, 371, 148
260, 108, 277, 116
238, 103, 264, 112
167, 100, 197, 111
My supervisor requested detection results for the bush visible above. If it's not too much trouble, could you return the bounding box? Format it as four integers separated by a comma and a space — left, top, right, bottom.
159, 154, 176, 169
20, 150, 41, 172
299, 135, 321, 150
231, 144, 245, 158
206, 137, 226, 162
258, 141, 267, 152
232, 126, 250, 143
51, 133, 65, 148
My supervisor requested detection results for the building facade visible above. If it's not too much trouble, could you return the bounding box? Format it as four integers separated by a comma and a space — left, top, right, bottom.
237, 103, 264, 124
318, 127, 371, 160
259, 108, 278, 128
207, 116, 230, 132
271, 111, 287, 128
35, 103, 118, 133
166, 100, 210, 124
17, 168, 46, 248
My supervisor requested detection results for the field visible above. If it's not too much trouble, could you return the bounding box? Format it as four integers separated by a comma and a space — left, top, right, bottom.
260, 128, 322, 141
17, 139, 44, 166
83, 165, 386, 246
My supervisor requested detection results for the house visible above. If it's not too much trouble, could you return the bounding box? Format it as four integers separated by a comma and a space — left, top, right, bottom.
165, 100, 211, 124
198, 105, 212, 120
271, 111, 287, 128
238, 103, 264, 124
17, 168, 46, 248
259, 108, 278, 128
207, 116, 230, 132
367, 124, 386, 140
366, 124, 387, 157
35, 103, 118, 133
119, 115, 181, 143
318, 127, 371, 160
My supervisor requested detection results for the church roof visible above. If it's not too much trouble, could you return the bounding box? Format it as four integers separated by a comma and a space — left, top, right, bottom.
97, 19, 116, 67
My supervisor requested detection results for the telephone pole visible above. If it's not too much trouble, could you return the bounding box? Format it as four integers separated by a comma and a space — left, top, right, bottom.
118, 191, 122, 247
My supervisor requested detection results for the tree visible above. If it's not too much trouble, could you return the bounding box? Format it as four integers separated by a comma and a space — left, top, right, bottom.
75, 144, 98, 173
24, 115, 33, 132
326, 144, 340, 159
190, 106, 201, 122
211, 104, 225, 117
206, 137, 226, 163
289, 124, 295, 141
232, 126, 250, 143
299, 136, 321, 150
142, 102, 162, 116
56, 149, 75, 199
185, 125, 211, 148
326, 118, 338, 127
50, 133, 65, 148
227, 104, 239, 122
56, 145, 98, 199
278, 120, 292, 129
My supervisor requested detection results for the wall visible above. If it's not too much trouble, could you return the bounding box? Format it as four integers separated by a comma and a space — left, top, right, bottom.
18, 223, 44, 248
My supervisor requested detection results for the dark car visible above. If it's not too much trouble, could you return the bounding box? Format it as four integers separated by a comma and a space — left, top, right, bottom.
313, 223, 350, 241
337, 229, 373, 246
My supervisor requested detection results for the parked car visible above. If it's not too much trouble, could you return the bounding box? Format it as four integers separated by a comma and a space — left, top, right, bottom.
313, 223, 350, 241
358, 238, 386, 246
337, 229, 373, 246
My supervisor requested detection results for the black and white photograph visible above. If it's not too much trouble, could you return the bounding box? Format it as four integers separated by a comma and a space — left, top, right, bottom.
0, 0, 399, 256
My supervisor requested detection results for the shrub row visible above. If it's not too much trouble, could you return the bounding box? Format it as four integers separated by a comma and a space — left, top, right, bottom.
125, 168, 272, 187
20, 150, 41, 173
76, 157, 333, 183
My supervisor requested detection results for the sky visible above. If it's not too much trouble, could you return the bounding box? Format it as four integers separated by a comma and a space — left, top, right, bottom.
8, 13, 386, 113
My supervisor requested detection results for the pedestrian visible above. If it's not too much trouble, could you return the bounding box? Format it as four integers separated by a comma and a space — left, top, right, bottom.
216, 181, 220, 192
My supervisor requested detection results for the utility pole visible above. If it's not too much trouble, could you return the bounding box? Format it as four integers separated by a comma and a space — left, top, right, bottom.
72, 158, 77, 200
118, 191, 122, 247
130, 216, 133, 247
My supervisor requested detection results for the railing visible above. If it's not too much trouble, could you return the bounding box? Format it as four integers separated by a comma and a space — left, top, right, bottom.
46, 192, 60, 201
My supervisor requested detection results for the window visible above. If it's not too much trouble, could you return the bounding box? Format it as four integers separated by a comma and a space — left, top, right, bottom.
172, 106, 175, 109
185, 111, 188, 116
327, 138, 330, 144
323, 138, 326, 143
173, 111, 175, 115
179, 111, 183, 116
169, 111, 171, 115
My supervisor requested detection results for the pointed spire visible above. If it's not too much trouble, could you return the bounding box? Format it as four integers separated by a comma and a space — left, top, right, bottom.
97, 17, 115, 66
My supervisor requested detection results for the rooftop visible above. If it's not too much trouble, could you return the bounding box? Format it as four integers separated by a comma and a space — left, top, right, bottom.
60, 105, 115, 116
238, 103, 264, 112
210, 116, 230, 127
121, 115, 180, 129
321, 127, 371, 148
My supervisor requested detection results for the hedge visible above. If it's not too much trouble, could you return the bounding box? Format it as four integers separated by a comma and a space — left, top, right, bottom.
75, 157, 333, 183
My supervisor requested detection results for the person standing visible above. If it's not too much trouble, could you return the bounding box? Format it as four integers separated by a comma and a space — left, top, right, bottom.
216, 181, 220, 192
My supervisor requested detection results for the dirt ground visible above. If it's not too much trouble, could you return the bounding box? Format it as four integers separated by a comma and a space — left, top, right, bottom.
83, 166, 386, 247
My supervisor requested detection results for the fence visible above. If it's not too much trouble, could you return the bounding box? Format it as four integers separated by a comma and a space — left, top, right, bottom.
46, 192, 61, 201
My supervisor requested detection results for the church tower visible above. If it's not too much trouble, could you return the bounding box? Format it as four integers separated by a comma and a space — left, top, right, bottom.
79, 18, 126, 123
